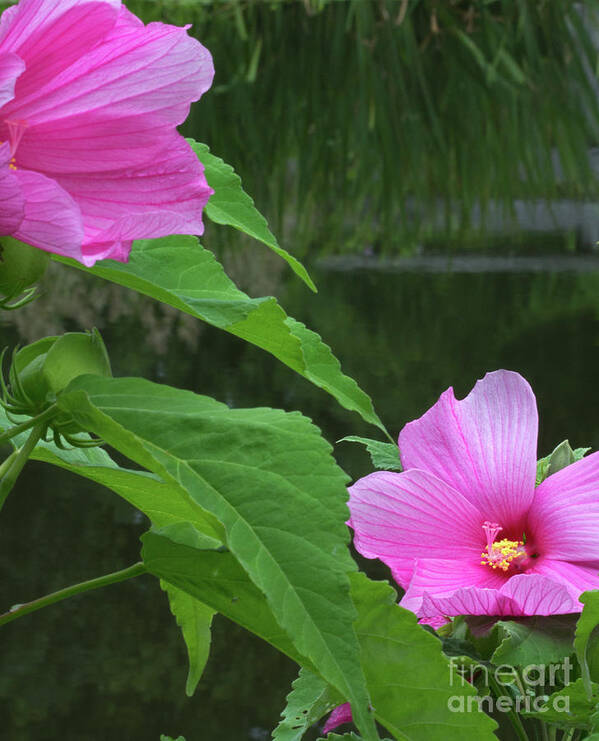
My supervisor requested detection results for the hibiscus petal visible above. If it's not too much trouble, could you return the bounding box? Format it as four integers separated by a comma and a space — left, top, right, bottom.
0, 50, 24, 108
0, 141, 24, 234
12, 169, 83, 259
3, 6, 213, 127
349, 469, 486, 588
419, 572, 576, 622
529, 559, 599, 605
500, 573, 577, 614
80, 239, 131, 267
528, 451, 599, 562
399, 370, 538, 528
18, 113, 183, 175
54, 134, 211, 259
399, 558, 506, 617
0, 0, 120, 99
322, 703, 352, 734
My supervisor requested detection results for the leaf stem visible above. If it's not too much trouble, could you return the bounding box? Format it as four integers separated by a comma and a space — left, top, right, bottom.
488, 675, 530, 741
0, 423, 44, 512
0, 561, 147, 628
0, 404, 57, 446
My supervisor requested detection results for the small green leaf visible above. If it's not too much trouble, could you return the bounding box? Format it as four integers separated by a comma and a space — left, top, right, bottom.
273, 668, 342, 741
491, 616, 577, 666
521, 678, 599, 728
575, 591, 599, 699
191, 140, 316, 292
162, 581, 215, 697
160, 736, 185, 741
339, 437, 401, 471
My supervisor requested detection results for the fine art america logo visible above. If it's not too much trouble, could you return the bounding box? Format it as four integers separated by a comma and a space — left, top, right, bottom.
448, 657, 573, 714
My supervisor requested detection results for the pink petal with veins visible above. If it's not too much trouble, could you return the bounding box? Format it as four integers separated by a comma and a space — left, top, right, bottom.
399, 370, 538, 527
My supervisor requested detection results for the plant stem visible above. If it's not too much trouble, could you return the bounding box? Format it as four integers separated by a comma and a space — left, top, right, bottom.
0, 423, 44, 512
488, 675, 530, 741
0, 562, 147, 628
0, 404, 57, 445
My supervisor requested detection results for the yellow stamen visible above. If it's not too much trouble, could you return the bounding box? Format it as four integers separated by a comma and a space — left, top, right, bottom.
481, 537, 524, 571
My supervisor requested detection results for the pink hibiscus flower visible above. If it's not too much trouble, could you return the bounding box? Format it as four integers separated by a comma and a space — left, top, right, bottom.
0, 0, 214, 266
349, 370, 599, 626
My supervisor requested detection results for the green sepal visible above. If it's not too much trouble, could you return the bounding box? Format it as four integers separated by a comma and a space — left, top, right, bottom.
536, 439, 591, 484
0, 237, 49, 305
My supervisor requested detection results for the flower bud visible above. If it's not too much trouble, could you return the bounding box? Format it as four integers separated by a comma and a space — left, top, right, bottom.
6, 329, 112, 437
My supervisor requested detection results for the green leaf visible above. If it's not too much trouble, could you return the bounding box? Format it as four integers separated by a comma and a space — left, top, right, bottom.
142, 526, 310, 669
575, 591, 599, 699
160, 736, 185, 741
144, 533, 496, 740
521, 678, 599, 728
339, 437, 401, 471
52, 236, 386, 434
273, 667, 341, 741
190, 140, 316, 292
350, 574, 497, 740
57, 375, 378, 741
0, 405, 225, 543
162, 581, 215, 697
491, 616, 577, 666
536, 440, 590, 484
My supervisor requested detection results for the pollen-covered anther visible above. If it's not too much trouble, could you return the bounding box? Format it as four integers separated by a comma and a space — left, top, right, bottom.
480, 538, 525, 571
480, 520, 525, 571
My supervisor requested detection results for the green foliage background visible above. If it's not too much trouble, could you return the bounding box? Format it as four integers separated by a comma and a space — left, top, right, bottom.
128, 0, 599, 253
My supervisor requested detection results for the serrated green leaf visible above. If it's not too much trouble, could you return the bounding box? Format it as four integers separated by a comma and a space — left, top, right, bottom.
273, 667, 341, 741
162, 581, 215, 697
56, 375, 378, 741
491, 616, 576, 666
190, 140, 315, 292
575, 591, 599, 699
521, 678, 599, 728
52, 236, 385, 434
144, 532, 495, 740
350, 573, 497, 740
339, 437, 401, 471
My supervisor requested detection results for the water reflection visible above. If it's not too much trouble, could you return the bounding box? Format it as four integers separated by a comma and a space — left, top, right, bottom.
1, 255, 599, 739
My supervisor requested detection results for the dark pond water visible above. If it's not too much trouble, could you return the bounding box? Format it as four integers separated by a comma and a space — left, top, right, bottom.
2, 257, 599, 740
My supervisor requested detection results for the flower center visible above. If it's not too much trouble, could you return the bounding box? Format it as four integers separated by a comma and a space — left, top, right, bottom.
480, 521, 526, 572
